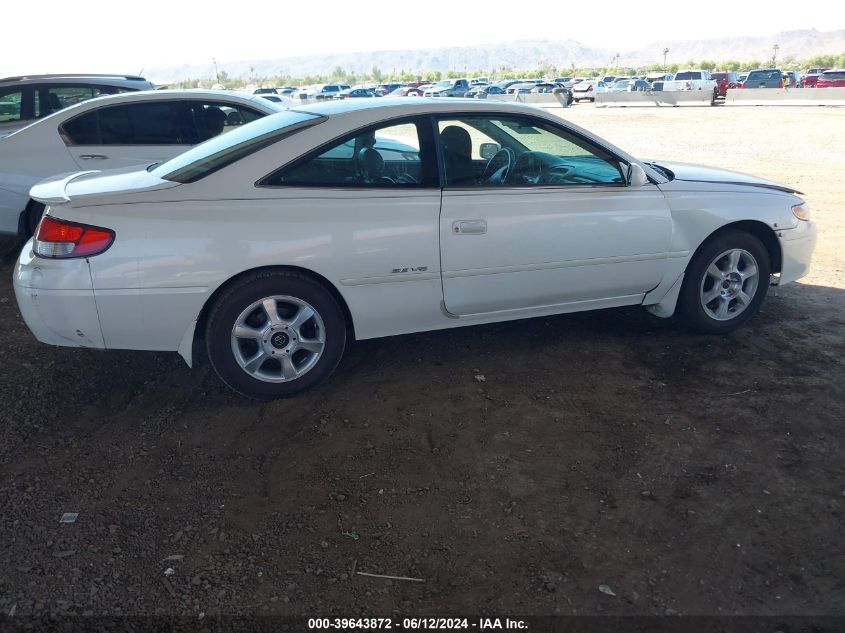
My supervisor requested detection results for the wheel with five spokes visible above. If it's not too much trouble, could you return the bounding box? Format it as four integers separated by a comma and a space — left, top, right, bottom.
206, 270, 346, 399
678, 230, 771, 334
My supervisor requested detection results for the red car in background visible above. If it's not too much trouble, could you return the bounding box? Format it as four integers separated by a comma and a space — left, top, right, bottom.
711, 71, 741, 97
802, 68, 831, 87
816, 70, 845, 88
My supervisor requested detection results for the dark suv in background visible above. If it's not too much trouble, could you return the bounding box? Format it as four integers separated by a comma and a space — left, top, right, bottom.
0, 74, 155, 137
740, 69, 784, 88
711, 71, 741, 97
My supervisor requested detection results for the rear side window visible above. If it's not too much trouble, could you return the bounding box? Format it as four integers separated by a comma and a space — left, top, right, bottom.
747, 70, 781, 81
37, 84, 132, 119
62, 110, 99, 144
185, 101, 265, 143
0, 88, 23, 123
822, 71, 845, 80
62, 101, 192, 145
262, 118, 436, 188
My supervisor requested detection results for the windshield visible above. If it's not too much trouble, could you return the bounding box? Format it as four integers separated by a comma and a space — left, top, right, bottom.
152, 110, 325, 183
674, 71, 703, 80
434, 80, 452, 87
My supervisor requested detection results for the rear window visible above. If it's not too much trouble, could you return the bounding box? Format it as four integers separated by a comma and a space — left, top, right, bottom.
152, 110, 325, 183
712, 73, 727, 80
821, 71, 845, 80
747, 70, 781, 81
0, 88, 23, 123
674, 72, 703, 80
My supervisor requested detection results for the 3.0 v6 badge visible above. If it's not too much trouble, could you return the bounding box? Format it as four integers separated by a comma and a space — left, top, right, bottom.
391, 266, 428, 274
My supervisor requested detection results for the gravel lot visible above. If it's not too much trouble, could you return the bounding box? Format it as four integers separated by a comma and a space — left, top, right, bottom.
1, 104, 843, 619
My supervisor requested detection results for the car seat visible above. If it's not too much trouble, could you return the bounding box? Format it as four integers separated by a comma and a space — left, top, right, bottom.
440, 125, 474, 185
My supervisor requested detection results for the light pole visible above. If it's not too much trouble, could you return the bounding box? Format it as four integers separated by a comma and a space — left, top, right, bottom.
663, 47, 669, 69
772, 44, 779, 66
212, 57, 220, 83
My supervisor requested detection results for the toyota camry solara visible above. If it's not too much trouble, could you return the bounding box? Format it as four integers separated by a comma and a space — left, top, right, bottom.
14, 99, 816, 398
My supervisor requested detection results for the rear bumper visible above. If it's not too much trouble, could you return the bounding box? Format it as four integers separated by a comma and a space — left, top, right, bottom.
13, 241, 105, 348
777, 221, 817, 285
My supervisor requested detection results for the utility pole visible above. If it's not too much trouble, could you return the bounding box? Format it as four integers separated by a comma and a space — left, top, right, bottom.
663, 47, 669, 69
212, 57, 220, 83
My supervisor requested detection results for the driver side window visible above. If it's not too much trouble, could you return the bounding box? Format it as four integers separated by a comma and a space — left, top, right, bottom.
267, 119, 436, 188
436, 116, 625, 188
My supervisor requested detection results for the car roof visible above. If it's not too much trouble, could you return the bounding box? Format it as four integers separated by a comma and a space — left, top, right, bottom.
288, 97, 542, 118
72, 88, 272, 103
0, 73, 149, 83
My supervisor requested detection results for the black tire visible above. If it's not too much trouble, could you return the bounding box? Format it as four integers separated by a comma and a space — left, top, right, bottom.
677, 230, 771, 334
205, 270, 347, 399
24, 201, 45, 238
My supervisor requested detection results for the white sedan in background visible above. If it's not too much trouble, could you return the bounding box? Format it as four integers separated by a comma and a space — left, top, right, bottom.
572, 80, 608, 102
15, 99, 816, 399
0, 89, 285, 236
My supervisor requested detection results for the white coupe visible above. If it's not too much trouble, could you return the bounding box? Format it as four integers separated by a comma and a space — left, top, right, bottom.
0, 89, 285, 236
14, 99, 816, 398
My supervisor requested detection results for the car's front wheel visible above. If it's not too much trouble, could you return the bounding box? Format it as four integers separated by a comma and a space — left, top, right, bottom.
678, 230, 771, 334
205, 271, 347, 399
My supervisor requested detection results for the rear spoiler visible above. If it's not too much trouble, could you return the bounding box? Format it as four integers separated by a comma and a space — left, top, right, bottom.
30, 171, 100, 205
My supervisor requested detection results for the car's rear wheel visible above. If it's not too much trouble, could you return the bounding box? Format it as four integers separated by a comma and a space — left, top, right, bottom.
678, 230, 771, 334
205, 271, 346, 399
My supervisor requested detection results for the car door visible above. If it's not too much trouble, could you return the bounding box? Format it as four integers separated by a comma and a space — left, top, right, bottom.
254, 116, 442, 335
61, 100, 195, 170
435, 114, 673, 316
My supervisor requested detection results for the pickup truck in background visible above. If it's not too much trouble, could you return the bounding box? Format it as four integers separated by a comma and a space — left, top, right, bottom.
423, 79, 470, 97
662, 69, 718, 103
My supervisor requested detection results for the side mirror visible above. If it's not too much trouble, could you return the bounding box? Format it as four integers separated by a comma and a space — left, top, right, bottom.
626, 163, 649, 187
480, 143, 501, 160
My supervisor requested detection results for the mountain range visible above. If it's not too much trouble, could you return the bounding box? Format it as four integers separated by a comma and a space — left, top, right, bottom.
147, 29, 845, 83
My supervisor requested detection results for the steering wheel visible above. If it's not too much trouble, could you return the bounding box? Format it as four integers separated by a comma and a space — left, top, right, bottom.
482, 147, 515, 184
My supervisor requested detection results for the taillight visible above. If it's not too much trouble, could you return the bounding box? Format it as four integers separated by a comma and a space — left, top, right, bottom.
33, 216, 115, 259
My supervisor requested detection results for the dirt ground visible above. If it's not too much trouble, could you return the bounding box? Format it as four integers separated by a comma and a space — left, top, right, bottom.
0, 104, 843, 620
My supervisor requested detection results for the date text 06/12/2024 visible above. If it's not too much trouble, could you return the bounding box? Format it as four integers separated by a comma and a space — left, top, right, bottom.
307, 618, 528, 630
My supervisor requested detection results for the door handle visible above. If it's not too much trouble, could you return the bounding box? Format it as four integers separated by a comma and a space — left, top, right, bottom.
78, 154, 108, 160
452, 219, 487, 235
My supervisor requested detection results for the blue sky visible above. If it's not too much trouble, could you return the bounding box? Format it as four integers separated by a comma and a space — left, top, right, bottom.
3, 0, 840, 76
